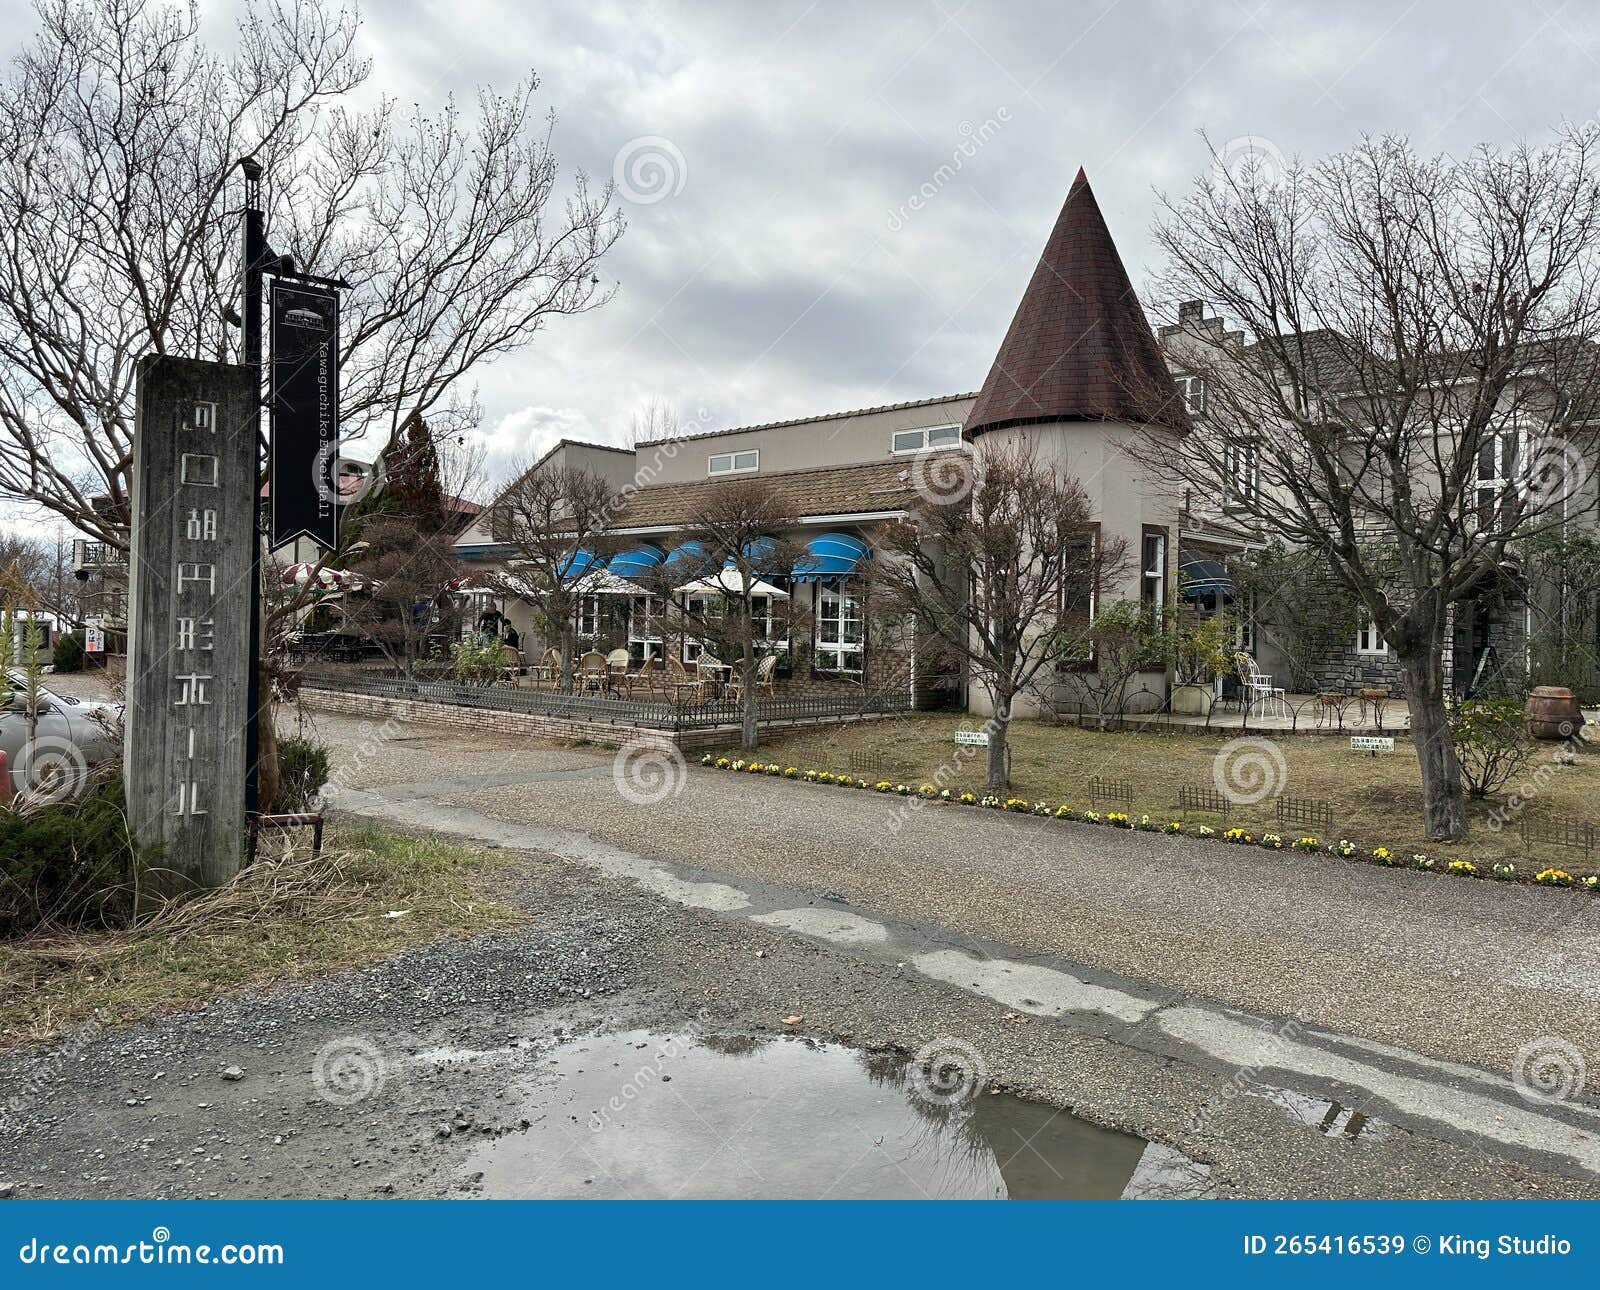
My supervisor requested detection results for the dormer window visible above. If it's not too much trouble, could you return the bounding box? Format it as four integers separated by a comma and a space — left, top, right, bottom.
892, 424, 961, 454
1176, 374, 1206, 416
708, 449, 758, 476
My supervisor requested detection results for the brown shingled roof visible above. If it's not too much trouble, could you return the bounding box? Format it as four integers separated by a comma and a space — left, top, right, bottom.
965, 168, 1189, 437
608, 456, 958, 529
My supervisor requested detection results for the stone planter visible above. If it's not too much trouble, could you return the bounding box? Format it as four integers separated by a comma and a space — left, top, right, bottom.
1170, 682, 1213, 716
1525, 686, 1585, 742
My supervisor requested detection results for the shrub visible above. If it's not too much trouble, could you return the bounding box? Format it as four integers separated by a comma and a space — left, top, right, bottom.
51, 630, 86, 673
1449, 698, 1534, 800
276, 735, 332, 812
0, 777, 136, 934
451, 638, 508, 685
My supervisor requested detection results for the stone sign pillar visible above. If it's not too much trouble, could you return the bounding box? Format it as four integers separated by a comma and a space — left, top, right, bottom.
125, 355, 257, 893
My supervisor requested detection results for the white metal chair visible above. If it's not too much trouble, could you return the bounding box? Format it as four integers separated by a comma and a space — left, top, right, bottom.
1234, 653, 1287, 720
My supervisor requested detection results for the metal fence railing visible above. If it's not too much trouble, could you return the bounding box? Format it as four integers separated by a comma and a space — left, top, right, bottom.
297, 668, 913, 733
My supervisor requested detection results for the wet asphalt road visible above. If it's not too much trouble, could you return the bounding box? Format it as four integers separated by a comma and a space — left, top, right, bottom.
2, 703, 1598, 1200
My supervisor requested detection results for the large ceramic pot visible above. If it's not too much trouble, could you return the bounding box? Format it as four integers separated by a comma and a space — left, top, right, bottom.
1170, 682, 1213, 716
1524, 686, 1586, 742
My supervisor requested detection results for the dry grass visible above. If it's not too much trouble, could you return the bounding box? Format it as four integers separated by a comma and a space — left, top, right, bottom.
0, 824, 521, 1044
744, 714, 1600, 873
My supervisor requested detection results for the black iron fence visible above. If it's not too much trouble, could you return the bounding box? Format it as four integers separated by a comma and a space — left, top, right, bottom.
297, 668, 913, 733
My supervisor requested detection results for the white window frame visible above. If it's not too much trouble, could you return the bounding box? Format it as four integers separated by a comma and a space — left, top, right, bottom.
1354, 615, 1387, 656
1142, 530, 1166, 619
1176, 374, 1206, 416
1223, 438, 1259, 507
708, 449, 759, 476
575, 594, 602, 640
1475, 428, 1520, 530
891, 424, 962, 454
814, 583, 864, 673
628, 594, 663, 661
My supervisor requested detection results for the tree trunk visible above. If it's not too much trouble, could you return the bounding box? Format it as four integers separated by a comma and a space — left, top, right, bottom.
739, 612, 758, 752
1401, 651, 1467, 841
985, 690, 1011, 791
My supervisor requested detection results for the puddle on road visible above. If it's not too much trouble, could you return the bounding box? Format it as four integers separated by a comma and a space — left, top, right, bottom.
466, 1029, 1161, 1199
1257, 1086, 1396, 1145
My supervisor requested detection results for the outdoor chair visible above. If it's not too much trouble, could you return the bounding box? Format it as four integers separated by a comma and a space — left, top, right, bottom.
1234, 653, 1287, 720
696, 652, 729, 701
606, 648, 630, 678
577, 650, 610, 693
726, 653, 779, 704
625, 657, 661, 699
537, 648, 562, 687
665, 656, 704, 704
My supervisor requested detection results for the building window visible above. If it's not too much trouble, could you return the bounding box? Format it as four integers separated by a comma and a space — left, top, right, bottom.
575, 595, 602, 640
815, 584, 864, 673
892, 425, 962, 454
1355, 615, 1387, 655
1056, 529, 1099, 664
1141, 528, 1167, 627
1176, 374, 1206, 416
708, 449, 759, 476
1475, 430, 1518, 529
1223, 439, 1258, 507
628, 595, 663, 661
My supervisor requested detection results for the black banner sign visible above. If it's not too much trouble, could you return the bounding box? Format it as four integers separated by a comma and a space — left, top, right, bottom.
268, 280, 340, 548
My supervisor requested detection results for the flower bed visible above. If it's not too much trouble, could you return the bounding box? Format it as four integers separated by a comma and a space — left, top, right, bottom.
697, 753, 1600, 895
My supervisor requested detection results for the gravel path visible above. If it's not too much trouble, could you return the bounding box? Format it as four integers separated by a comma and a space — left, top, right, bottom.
295, 707, 1600, 1079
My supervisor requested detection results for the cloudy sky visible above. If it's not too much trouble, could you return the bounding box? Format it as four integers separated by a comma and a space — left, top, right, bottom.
6, 0, 1600, 521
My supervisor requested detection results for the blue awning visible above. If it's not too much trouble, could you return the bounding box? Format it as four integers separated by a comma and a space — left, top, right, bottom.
608, 543, 666, 581
661, 540, 705, 570
792, 532, 871, 583
558, 548, 607, 580
724, 536, 779, 573
1179, 559, 1234, 601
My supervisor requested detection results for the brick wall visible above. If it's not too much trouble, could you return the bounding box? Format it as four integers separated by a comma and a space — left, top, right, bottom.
299, 687, 900, 754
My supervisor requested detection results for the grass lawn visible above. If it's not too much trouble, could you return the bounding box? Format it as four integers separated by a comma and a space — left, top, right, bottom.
0, 825, 522, 1044
742, 714, 1600, 874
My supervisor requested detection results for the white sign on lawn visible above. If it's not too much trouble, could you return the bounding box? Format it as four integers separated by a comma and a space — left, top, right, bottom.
954, 730, 990, 747
1350, 736, 1395, 753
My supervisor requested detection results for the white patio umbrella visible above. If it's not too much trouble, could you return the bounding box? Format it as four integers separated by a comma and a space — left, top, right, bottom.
674, 570, 790, 599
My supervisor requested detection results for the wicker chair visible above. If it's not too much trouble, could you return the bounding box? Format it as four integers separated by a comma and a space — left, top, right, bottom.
577, 650, 609, 693
726, 653, 779, 703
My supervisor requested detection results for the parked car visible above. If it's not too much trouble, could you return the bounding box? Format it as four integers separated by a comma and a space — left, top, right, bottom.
1, 670, 122, 802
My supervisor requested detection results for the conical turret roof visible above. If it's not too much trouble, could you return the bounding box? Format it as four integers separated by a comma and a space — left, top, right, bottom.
965, 169, 1189, 436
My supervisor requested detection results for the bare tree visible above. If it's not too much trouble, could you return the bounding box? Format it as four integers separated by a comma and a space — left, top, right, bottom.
627, 398, 681, 447
644, 479, 805, 752
1141, 131, 1600, 840
875, 444, 1125, 790
0, 0, 623, 547
491, 461, 620, 694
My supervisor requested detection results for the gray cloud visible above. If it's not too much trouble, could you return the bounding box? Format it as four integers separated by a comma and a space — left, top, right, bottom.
5, 0, 1599, 524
